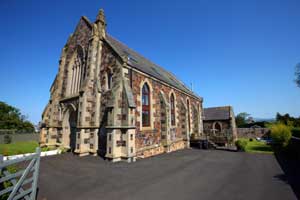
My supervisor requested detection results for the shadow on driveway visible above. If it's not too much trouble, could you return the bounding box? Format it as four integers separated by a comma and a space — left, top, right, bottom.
274, 151, 300, 199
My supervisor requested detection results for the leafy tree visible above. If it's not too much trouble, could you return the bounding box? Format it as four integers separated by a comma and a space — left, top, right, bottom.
276, 112, 300, 127
295, 63, 300, 88
235, 112, 250, 128
0, 101, 35, 132
276, 113, 290, 125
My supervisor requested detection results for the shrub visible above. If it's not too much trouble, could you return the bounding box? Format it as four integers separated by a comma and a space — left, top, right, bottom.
270, 124, 291, 147
3, 135, 12, 144
235, 140, 248, 151
291, 127, 300, 138
42, 147, 49, 152
59, 147, 68, 154
2, 148, 9, 156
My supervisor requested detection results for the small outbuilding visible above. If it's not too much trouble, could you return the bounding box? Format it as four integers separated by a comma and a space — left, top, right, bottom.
203, 106, 238, 146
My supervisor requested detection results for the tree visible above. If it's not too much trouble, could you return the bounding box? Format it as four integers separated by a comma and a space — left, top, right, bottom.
276, 112, 291, 125
295, 63, 300, 88
276, 112, 300, 127
235, 112, 250, 128
0, 101, 35, 132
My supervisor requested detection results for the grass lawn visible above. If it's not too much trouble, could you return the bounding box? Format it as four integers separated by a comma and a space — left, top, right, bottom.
239, 138, 273, 154
0, 141, 56, 156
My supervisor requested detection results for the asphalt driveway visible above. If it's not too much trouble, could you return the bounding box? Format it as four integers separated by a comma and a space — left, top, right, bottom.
37, 149, 298, 200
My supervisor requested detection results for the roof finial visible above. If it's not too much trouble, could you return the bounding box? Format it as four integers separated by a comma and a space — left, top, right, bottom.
94, 8, 106, 38
96, 8, 106, 26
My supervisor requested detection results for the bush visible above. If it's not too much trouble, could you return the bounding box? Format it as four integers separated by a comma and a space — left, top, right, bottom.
3, 135, 12, 144
291, 127, 300, 138
2, 148, 9, 156
235, 140, 248, 151
41, 147, 49, 152
270, 124, 291, 147
59, 147, 68, 154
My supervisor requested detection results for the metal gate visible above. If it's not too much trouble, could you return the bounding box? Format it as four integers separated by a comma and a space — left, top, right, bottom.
0, 147, 40, 200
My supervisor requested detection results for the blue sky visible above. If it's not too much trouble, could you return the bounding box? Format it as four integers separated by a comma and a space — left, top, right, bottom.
0, 0, 300, 124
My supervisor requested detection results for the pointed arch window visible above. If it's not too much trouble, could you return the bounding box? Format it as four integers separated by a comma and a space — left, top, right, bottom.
142, 83, 150, 127
107, 70, 113, 90
68, 46, 84, 95
170, 93, 175, 126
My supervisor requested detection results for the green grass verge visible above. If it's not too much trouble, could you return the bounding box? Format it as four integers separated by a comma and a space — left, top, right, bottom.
0, 141, 57, 156
238, 138, 273, 154
0, 141, 39, 156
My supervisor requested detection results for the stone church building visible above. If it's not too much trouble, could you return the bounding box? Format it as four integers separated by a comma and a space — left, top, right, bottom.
40, 9, 204, 162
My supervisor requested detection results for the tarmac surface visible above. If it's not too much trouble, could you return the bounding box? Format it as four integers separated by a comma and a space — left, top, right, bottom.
37, 149, 298, 200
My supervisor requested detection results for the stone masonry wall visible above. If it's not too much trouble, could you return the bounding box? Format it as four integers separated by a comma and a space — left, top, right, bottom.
203, 120, 230, 134
131, 70, 202, 157
237, 128, 270, 139
61, 17, 92, 98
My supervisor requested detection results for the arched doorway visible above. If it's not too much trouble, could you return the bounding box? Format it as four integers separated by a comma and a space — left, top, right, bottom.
214, 122, 222, 133
62, 106, 78, 151
98, 108, 109, 157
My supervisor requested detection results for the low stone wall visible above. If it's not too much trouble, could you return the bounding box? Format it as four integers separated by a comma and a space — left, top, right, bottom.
136, 145, 165, 159
136, 140, 186, 159
0, 133, 40, 144
169, 140, 185, 152
237, 128, 270, 139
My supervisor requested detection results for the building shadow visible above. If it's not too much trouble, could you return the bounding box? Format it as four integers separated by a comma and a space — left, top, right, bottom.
274, 150, 300, 199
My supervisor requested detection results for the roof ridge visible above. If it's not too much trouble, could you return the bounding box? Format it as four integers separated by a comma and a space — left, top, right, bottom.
106, 34, 198, 97
204, 106, 231, 110
81, 16, 93, 28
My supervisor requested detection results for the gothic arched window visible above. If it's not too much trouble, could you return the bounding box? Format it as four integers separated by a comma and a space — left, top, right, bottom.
68, 46, 84, 95
142, 83, 150, 127
107, 71, 113, 90
170, 93, 175, 126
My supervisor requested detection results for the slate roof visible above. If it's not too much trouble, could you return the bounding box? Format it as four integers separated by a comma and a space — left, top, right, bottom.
105, 35, 201, 99
80, 16, 201, 100
203, 106, 231, 121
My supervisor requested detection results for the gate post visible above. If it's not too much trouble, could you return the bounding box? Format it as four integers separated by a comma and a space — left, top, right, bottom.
31, 147, 41, 199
